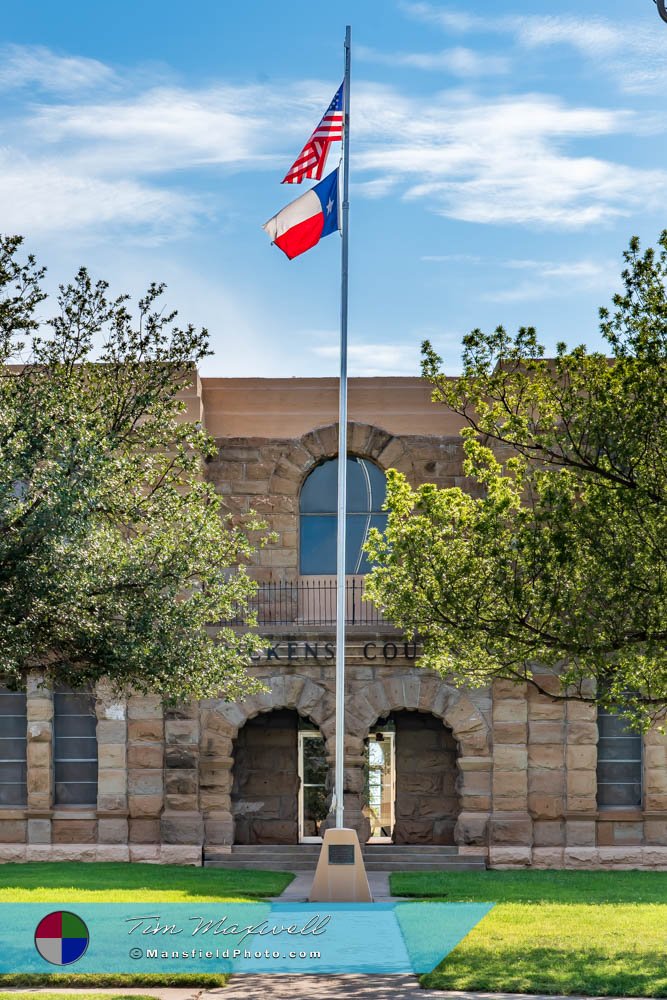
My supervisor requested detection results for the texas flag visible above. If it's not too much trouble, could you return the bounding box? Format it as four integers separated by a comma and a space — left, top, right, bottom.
263, 169, 339, 260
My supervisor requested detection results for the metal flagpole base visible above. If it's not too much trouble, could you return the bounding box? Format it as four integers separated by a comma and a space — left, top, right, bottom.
308, 827, 372, 903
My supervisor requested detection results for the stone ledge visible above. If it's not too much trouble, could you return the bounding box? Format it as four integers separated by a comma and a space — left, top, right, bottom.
0, 845, 27, 861
0, 844, 131, 863
51, 809, 97, 820
160, 845, 202, 866
488, 845, 667, 870
0, 843, 203, 865
489, 846, 532, 868
595, 807, 643, 820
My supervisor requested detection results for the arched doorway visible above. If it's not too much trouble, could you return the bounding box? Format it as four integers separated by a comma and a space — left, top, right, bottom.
365, 710, 460, 844
231, 710, 328, 844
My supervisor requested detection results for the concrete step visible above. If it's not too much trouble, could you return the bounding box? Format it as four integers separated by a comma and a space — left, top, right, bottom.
206, 852, 468, 864
364, 844, 459, 853
205, 858, 485, 872
363, 861, 486, 872
206, 861, 321, 871
204, 845, 487, 872
220, 843, 460, 853
229, 845, 322, 853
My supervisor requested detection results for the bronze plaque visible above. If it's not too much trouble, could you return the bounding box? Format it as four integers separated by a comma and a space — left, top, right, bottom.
328, 844, 355, 866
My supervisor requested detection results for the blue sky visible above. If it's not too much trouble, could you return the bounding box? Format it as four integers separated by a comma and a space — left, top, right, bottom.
2, 0, 666, 376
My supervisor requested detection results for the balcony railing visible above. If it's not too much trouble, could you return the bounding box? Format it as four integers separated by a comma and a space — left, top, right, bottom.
223, 578, 391, 627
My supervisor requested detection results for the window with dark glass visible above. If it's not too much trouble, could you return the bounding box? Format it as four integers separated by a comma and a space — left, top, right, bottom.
0, 687, 27, 806
54, 687, 98, 806
299, 457, 387, 574
596, 710, 642, 808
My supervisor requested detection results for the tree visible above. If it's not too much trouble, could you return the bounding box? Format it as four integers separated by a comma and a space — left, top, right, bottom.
0, 235, 266, 701
365, 233, 667, 729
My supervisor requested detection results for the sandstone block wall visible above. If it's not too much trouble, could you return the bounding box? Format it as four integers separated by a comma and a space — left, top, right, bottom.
232, 708, 299, 844
394, 710, 458, 844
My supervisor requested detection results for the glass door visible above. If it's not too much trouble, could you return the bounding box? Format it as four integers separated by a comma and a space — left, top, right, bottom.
366, 731, 395, 842
298, 731, 328, 842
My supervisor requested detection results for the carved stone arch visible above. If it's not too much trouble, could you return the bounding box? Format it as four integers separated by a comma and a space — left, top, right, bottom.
355, 670, 492, 846
208, 673, 332, 741
198, 675, 334, 847
272, 421, 413, 500
356, 671, 490, 755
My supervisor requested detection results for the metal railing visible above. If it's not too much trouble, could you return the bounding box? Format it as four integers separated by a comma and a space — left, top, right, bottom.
223, 578, 389, 627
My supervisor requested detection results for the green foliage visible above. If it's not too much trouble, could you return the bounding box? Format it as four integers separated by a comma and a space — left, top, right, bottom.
0, 235, 267, 701
365, 233, 667, 728
0, 992, 162, 999
0, 976, 227, 989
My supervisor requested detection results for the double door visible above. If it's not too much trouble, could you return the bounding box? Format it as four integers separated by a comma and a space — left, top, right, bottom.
297, 729, 396, 842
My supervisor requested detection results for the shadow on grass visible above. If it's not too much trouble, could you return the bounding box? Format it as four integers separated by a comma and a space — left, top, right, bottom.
391, 868, 667, 904
420, 944, 667, 997
0, 862, 293, 900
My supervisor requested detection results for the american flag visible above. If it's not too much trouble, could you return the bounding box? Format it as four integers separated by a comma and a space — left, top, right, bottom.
282, 82, 344, 184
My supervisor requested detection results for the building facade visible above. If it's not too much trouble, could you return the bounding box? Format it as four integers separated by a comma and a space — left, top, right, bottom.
0, 373, 666, 868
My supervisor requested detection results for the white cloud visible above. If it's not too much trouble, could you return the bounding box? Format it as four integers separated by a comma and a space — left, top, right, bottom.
312, 342, 422, 376
506, 259, 609, 281
3, 43, 666, 243
482, 257, 616, 302
354, 90, 661, 229
0, 150, 199, 239
350, 176, 399, 199
482, 281, 551, 304
420, 252, 616, 302
421, 253, 482, 263
357, 44, 509, 76
399, 3, 481, 33
512, 16, 623, 56
400, 5, 667, 94
509, 15, 667, 94
0, 64, 330, 240
0, 44, 114, 94
26, 84, 312, 176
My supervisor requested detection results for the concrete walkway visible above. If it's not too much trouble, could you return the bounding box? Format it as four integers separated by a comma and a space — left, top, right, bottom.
270, 869, 395, 902
3, 988, 655, 1000
226, 870, 418, 996
219, 982, 655, 1000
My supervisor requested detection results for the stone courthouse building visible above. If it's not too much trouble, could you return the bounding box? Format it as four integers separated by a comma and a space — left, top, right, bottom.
0, 373, 666, 869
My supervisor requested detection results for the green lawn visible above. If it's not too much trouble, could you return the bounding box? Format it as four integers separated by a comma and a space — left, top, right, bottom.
0, 861, 293, 988
391, 869, 667, 997
0, 995, 157, 1000
0, 861, 293, 902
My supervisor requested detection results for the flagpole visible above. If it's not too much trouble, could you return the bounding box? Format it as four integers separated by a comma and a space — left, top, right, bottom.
334, 24, 351, 831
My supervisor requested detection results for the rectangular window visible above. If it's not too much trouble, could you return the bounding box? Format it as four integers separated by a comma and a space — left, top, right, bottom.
596, 710, 642, 808
54, 687, 98, 806
0, 688, 27, 806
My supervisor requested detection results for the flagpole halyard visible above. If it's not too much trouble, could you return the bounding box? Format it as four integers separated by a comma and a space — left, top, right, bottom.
334, 24, 351, 831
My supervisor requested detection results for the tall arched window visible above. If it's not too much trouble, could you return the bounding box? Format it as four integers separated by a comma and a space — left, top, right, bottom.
299, 457, 387, 574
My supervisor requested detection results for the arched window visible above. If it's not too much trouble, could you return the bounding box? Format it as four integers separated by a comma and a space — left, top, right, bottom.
299, 457, 387, 574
